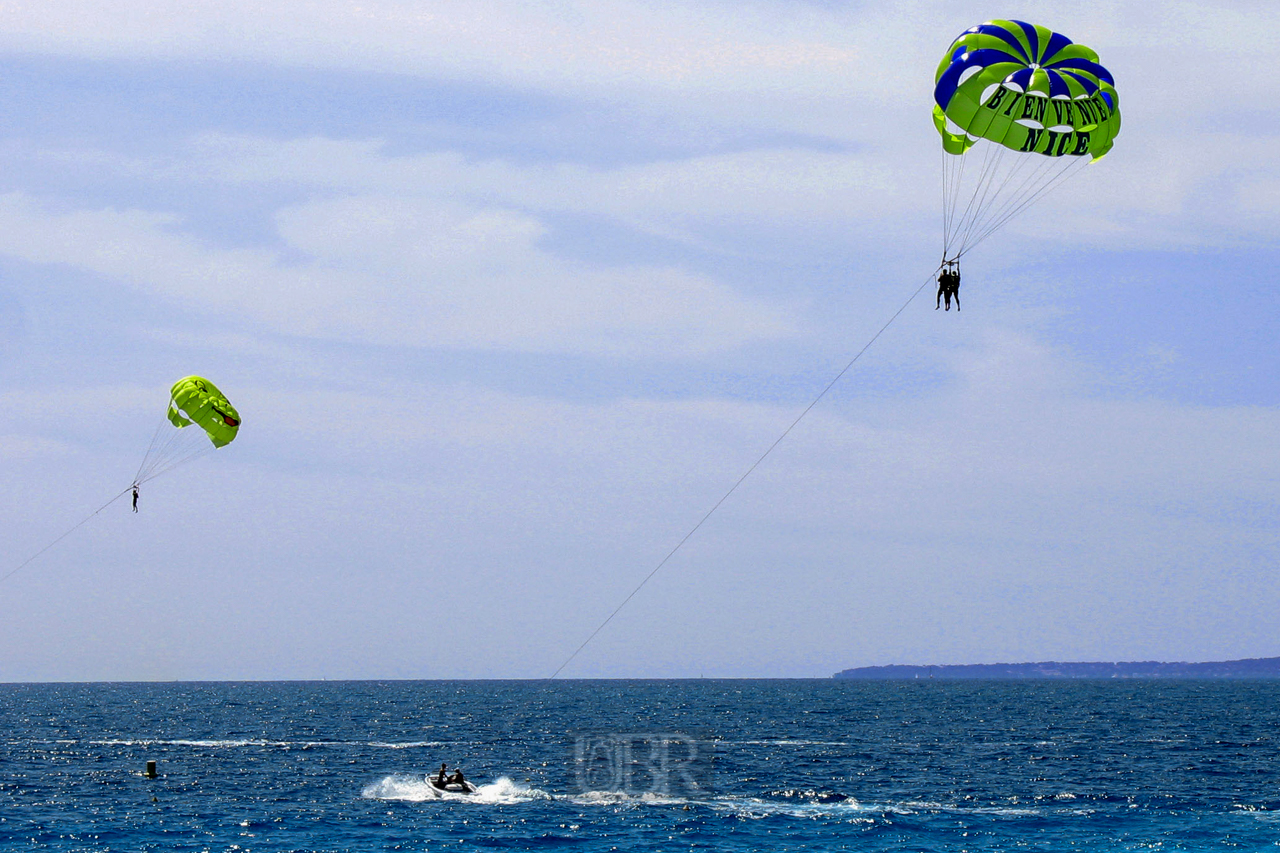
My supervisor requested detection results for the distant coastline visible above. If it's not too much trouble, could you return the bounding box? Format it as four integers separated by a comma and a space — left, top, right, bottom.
832, 657, 1280, 680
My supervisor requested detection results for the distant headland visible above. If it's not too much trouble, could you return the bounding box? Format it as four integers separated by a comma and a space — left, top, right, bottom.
832, 657, 1280, 680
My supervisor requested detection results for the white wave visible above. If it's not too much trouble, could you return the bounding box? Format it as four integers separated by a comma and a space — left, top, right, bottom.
710, 795, 869, 821
89, 738, 450, 749
567, 789, 691, 807
362, 775, 550, 804
1233, 805, 1280, 822
730, 740, 853, 746
875, 799, 1045, 818
90, 738, 333, 748
471, 777, 554, 805
562, 788, 866, 819
560, 790, 1048, 822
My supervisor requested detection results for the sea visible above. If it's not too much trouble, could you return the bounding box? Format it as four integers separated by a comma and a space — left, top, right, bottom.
3, 679, 1279, 851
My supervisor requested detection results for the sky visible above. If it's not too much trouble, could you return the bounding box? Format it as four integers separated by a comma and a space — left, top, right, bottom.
0, 0, 1277, 680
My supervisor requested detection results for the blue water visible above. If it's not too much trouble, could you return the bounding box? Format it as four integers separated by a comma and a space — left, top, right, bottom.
3, 680, 1279, 851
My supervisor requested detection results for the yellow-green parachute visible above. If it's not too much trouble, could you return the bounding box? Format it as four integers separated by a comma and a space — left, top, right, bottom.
167, 376, 240, 448
934, 20, 1120, 261
135, 376, 240, 485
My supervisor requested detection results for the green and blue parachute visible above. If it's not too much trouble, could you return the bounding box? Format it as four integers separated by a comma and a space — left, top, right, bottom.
933, 20, 1120, 261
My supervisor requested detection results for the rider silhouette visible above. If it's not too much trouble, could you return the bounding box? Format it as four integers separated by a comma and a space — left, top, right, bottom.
936, 263, 961, 311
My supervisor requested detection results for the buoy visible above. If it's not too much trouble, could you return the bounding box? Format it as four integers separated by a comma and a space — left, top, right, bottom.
144, 760, 157, 778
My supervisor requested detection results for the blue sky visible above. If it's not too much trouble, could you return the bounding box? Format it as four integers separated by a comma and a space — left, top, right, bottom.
1, 1, 1277, 679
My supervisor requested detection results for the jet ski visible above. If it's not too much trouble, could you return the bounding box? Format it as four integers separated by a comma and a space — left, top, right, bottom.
429, 776, 478, 796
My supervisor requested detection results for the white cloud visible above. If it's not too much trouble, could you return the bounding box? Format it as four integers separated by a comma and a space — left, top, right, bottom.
71, 326, 1280, 536
749, 328, 1280, 537
193, 135, 905, 231
14, 327, 1274, 539
0, 434, 77, 461
0, 191, 795, 356
6, 0, 1277, 262
1, 1, 1275, 128
0, 1, 883, 107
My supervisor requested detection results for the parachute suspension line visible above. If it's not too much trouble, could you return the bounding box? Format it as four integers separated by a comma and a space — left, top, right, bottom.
942, 146, 979, 261
956, 155, 1084, 260
133, 396, 214, 486
547, 272, 938, 680
942, 140, 983, 259
133, 414, 172, 485
951, 141, 1024, 258
135, 429, 207, 485
942, 139, 1094, 262
963, 149, 1067, 249
941, 150, 948, 250
943, 139, 1009, 262
942, 150, 956, 251
950, 141, 1006, 254
954, 143, 1023, 253
942, 147, 975, 261
140, 447, 213, 485
968, 142, 1011, 224
957, 156, 1090, 259
942, 148, 967, 260
0, 487, 134, 587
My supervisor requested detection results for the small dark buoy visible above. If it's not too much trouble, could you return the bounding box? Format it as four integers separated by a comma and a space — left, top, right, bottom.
144, 760, 157, 778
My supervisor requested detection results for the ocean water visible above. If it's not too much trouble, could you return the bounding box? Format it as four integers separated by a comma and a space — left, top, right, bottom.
2, 680, 1279, 851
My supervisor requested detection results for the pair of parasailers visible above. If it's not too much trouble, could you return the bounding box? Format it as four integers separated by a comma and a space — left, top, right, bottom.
937, 263, 961, 311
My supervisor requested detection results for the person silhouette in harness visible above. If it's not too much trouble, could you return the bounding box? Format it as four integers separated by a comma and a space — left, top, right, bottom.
937, 263, 961, 311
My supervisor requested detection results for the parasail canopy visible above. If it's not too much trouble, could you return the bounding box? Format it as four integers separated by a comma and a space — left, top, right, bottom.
934, 19, 1120, 159
932, 20, 1120, 262
134, 375, 240, 486
168, 375, 240, 448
